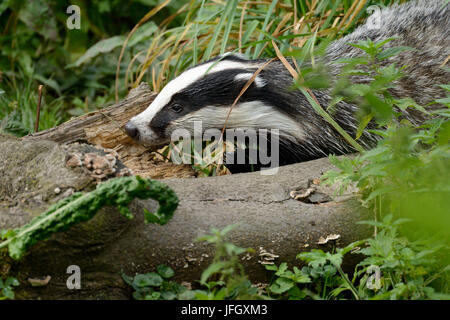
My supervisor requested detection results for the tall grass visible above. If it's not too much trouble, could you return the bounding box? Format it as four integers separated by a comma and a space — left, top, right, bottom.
0, 73, 64, 136
120, 0, 404, 95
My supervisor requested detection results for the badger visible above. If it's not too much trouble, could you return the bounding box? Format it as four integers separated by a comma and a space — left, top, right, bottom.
125, 0, 449, 172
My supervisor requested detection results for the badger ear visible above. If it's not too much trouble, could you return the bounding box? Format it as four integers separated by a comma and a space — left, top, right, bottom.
218, 52, 250, 62
234, 73, 267, 88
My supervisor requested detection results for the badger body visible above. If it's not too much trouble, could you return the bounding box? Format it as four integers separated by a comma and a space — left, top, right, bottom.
126, 0, 449, 172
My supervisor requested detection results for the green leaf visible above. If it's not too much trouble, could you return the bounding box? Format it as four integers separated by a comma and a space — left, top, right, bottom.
33, 74, 61, 96
394, 98, 428, 113
5, 278, 19, 287
377, 46, 415, 60
178, 290, 197, 300
157, 265, 175, 279
437, 84, 450, 92
145, 292, 161, 300
269, 277, 294, 294
287, 286, 307, 300
241, 20, 259, 46
374, 38, 396, 49
17, 0, 58, 41
69, 36, 126, 67
133, 273, 164, 288
435, 97, 450, 105
297, 249, 328, 268
1, 287, 14, 300
128, 22, 158, 47
293, 267, 311, 284
327, 253, 343, 268
264, 264, 278, 271
0, 1, 8, 16
365, 93, 394, 124
356, 114, 373, 139
253, 0, 278, 58
121, 273, 134, 287
160, 290, 177, 300
200, 261, 228, 285
275, 262, 288, 276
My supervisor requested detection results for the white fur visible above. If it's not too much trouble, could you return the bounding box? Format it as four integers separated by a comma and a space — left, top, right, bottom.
234, 73, 267, 87
130, 59, 260, 145
169, 101, 305, 141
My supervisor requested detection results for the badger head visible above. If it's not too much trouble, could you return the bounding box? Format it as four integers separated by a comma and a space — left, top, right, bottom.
124, 53, 307, 150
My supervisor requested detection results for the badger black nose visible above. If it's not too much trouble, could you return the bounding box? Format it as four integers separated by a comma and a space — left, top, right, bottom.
124, 122, 139, 139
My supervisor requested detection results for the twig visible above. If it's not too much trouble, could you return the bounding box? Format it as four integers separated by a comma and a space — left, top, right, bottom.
35, 85, 43, 133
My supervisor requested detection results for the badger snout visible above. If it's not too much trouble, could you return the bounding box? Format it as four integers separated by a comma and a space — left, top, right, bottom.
124, 118, 170, 147
124, 121, 140, 140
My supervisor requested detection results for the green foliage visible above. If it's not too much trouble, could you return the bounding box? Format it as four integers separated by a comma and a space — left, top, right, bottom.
122, 265, 188, 300
193, 224, 260, 300
262, 36, 449, 301
1, 0, 393, 138
334, 38, 416, 128
125, 225, 262, 300
264, 216, 449, 300
0, 74, 64, 136
310, 37, 450, 299
0, 277, 20, 300
124, 219, 449, 300
0, 176, 178, 260
354, 215, 449, 300
265, 240, 363, 300
0, 0, 177, 136
1, 0, 448, 300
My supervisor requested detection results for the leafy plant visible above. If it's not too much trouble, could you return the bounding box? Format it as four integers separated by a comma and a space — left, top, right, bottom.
125, 225, 261, 300
354, 215, 450, 300
311, 34, 450, 300
0, 73, 65, 136
0, 277, 20, 300
264, 215, 449, 300
265, 240, 363, 300
260, 36, 450, 301
122, 265, 188, 300
0, 176, 178, 260
193, 224, 259, 300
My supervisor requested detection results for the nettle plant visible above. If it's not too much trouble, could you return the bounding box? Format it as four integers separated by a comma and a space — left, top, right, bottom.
125, 225, 262, 300
266, 216, 449, 300
314, 39, 450, 298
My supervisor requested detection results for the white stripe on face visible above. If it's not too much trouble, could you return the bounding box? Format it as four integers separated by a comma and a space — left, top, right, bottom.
168, 101, 306, 141
129, 59, 259, 145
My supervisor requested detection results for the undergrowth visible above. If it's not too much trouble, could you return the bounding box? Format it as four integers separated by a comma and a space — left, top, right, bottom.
126, 219, 449, 300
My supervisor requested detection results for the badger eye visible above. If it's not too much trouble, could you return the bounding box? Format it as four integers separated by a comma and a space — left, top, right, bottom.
170, 103, 183, 113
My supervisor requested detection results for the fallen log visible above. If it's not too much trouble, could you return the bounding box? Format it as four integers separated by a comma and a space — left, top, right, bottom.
0, 133, 370, 299
23, 82, 156, 148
